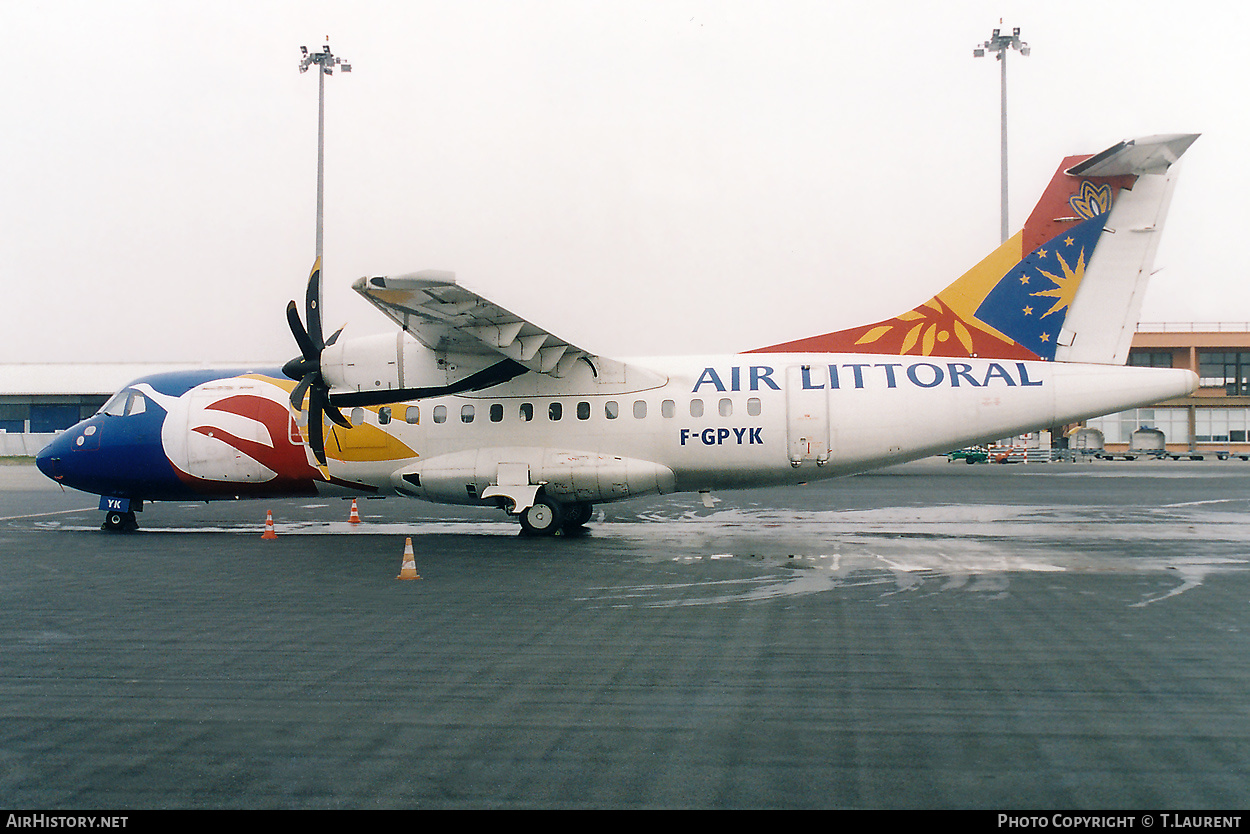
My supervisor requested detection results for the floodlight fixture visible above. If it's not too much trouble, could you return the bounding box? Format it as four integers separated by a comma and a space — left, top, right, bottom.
299, 38, 351, 266
974, 25, 1030, 243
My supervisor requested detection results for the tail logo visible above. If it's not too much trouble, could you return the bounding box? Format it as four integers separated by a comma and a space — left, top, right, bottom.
972, 212, 1107, 358
1069, 180, 1112, 219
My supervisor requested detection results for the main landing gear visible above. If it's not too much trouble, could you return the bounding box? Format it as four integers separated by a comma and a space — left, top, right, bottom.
516, 496, 593, 536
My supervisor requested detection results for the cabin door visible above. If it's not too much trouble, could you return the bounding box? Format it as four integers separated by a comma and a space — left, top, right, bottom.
785, 365, 831, 466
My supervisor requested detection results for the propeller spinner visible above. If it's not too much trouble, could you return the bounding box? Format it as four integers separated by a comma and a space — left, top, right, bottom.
283, 258, 350, 465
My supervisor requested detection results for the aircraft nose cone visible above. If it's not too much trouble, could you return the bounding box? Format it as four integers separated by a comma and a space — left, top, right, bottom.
35, 438, 63, 481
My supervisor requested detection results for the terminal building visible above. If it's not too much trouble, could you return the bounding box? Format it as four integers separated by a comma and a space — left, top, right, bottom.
1085, 324, 1250, 455
2, 326, 1248, 457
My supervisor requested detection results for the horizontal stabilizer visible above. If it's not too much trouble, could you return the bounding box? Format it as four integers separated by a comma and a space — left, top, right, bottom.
1066, 134, 1200, 177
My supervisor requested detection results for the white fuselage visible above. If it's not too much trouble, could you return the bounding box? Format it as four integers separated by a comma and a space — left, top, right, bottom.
299, 352, 1197, 503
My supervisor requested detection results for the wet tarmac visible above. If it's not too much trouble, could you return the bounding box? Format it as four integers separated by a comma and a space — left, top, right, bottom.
2, 458, 1249, 809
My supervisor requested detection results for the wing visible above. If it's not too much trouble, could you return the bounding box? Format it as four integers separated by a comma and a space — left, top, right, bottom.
351, 270, 594, 378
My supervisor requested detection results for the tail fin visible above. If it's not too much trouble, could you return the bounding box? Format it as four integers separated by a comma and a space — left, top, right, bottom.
750, 133, 1199, 364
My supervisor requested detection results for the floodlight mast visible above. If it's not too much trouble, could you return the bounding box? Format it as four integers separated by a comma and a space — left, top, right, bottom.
299, 39, 352, 271
973, 26, 1029, 244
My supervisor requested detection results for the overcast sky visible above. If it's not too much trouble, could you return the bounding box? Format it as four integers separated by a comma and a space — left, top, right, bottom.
3, 1, 1245, 364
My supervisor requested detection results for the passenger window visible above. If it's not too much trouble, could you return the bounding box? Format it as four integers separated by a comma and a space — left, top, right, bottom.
747, 398, 761, 417
378, 406, 392, 425
351, 407, 366, 426
433, 405, 447, 424
461, 405, 475, 423
719, 398, 732, 417
520, 403, 534, 422
549, 402, 563, 421
605, 401, 619, 419
490, 403, 503, 423
405, 406, 420, 424
690, 399, 704, 418
633, 400, 647, 419
661, 400, 675, 418
577, 401, 591, 420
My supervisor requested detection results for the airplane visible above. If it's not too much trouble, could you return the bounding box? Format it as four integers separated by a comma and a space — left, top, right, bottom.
35, 133, 1201, 535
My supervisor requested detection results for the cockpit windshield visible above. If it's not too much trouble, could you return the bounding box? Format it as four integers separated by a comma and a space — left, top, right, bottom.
100, 389, 147, 417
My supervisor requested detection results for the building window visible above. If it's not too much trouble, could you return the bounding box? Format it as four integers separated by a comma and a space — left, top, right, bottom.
1199, 352, 1250, 395
1195, 407, 1250, 443
1129, 351, 1174, 368
0, 403, 24, 433
1085, 407, 1190, 445
30, 404, 81, 432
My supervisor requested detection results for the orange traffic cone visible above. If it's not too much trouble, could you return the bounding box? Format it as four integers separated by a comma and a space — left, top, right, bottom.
396, 537, 420, 580
349, 498, 361, 524
261, 509, 278, 539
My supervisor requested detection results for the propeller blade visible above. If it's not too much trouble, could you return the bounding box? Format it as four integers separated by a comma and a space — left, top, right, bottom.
289, 373, 314, 412
310, 383, 351, 430
307, 405, 327, 466
325, 326, 344, 348
285, 301, 316, 362
304, 257, 324, 351
323, 398, 352, 429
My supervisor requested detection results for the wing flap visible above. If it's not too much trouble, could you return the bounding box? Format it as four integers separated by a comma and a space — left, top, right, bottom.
352, 271, 593, 377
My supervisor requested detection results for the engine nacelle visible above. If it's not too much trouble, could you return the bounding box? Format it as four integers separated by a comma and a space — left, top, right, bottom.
320, 332, 496, 399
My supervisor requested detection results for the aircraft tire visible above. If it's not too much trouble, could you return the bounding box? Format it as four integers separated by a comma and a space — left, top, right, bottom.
519, 497, 564, 536
562, 502, 593, 530
101, 511, 138, 533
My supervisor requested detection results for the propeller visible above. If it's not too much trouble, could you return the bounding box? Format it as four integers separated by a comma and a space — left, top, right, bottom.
283, 258, 350, 465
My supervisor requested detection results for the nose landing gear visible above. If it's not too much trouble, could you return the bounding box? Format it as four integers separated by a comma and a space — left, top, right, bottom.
102, 510, 139, 533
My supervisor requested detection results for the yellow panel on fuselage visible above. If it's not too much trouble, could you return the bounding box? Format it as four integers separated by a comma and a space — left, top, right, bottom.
328, 415, 416, 463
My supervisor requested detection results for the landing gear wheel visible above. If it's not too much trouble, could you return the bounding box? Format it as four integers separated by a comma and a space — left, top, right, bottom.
518, 497, 564, 536
562, 502, 593, 530
101, 510, 138, 533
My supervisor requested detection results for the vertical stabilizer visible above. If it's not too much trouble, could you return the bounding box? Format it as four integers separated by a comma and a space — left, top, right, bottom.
1051, 134, 1197, 364
749, 134, 1199, 364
